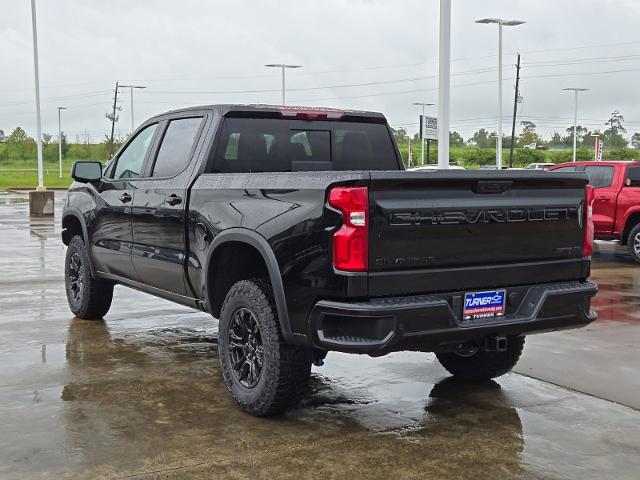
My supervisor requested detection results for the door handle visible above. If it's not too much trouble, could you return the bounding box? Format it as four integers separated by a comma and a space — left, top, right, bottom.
166, 194, 182, 206
119, 193, 132, 203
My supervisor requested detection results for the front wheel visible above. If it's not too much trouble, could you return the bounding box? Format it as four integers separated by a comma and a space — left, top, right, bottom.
435, 336, 525, 381
218, 278, 312, 416
627, 223, 640, 264
65, 235, 113, 319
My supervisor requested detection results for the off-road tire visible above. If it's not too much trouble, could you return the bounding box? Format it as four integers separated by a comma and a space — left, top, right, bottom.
65, 235, 113, 319
218, 278, 312, 416
435, 336, 525, 381
627, 223, 640, 264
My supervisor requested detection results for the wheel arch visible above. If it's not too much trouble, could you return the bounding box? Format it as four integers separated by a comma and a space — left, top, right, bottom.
62, 208, 97, 277
204, 228, 297, 344
621, 210, 640, 245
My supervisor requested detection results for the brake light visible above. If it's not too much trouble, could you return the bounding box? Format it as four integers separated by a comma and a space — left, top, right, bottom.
583, 185, 595, 257
277, 106, 344, 120
328, 186, 368, 271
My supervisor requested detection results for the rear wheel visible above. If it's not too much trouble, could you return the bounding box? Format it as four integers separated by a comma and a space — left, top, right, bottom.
65, 235, 113, 319
218, 278, 312, 416
435, 336, 525, 381
627, 223, 640, 264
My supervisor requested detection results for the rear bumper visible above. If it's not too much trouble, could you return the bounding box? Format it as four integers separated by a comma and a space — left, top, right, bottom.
309, 280, 597, 353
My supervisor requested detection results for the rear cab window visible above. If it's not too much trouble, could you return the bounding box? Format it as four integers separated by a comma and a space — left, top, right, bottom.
584, 166, 614, 188
210, 117, 398, 173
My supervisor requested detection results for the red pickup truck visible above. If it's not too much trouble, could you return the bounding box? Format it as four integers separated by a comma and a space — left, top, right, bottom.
550, 161, 640, 263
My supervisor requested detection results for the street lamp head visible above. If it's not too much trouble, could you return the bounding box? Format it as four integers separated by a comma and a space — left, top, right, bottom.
265, 64, 302, 69
118, 84, 146, 89
476, 18, 525, 26
563, 87, 590, 92
413, 102, 435, 106
57, 106, 67, 110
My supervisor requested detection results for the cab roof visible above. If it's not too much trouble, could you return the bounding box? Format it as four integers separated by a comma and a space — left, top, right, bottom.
151, 104, 387, 122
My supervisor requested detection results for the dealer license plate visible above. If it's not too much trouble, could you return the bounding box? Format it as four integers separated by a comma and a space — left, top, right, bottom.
463, 290, 506, 320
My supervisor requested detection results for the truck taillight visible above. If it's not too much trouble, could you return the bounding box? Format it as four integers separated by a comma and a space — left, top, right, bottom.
328, 186, 368, 272
583, 185, 595, 257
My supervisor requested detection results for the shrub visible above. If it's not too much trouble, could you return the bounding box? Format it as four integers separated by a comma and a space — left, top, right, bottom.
605, 148, 638, 160
459, 148, 496, 167
547, 149, 592, 163
511, 148, 546, 167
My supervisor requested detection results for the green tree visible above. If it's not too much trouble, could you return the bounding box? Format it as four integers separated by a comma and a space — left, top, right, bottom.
101, 134, 123, 159
6, 127, 35, 161
605, 133, 628, 149
605, 110, 626, 135
469, 128, 495, 148
390, 127, 409, 146
42, 133, 57, 161
564, 125, 588, 145
519, 121, 539, 146
0, 129, 5, 143
449, 131, 465, 147
548, 131, 564, 147
603, 110, 628, 148
60, 131, 70, 157
631, 133, 640, 149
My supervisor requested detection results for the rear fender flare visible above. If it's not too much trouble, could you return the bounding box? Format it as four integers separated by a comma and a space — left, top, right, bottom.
204, 228, 298, 344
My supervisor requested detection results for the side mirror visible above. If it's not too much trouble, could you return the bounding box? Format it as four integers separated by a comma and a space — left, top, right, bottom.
72, 161, 102, 183
625, 166, 640, 187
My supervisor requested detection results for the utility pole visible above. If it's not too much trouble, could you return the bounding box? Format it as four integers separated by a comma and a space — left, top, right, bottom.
508, 53, 521, 168
108, 81, 119, 157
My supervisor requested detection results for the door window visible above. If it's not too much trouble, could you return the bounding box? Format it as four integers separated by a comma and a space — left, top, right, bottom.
113, 124, 158, 179
584, 166, 614, 188
152, 117, 203, 177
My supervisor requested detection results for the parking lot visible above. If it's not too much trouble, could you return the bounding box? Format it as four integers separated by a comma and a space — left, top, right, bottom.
1, 190, 639, 480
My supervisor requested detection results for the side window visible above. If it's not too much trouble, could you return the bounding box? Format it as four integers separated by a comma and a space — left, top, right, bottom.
552, 166, 577, 172
113, 124, 158, 179
152, 117, 203, 177
584, 166, 614, 188
625, 166, 640, 186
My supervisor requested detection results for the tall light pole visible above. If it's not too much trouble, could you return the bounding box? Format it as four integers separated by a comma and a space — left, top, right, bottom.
476, 17, 525, 169
30, 0, 44, 189
265, 64, 301, 105
563, 88, 589, 162
438, 0, 451, 170
118, 84, 146, 132
413, 102, 434, 165
57, 107, 66, 178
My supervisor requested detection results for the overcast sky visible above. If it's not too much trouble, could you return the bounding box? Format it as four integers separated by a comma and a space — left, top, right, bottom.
2, 0, 640, 143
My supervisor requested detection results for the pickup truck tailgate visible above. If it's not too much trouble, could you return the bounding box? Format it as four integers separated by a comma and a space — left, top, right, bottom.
367, 171, 588, 294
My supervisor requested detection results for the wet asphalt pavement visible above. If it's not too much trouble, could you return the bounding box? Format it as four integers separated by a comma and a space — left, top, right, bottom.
0, 191, 639, 479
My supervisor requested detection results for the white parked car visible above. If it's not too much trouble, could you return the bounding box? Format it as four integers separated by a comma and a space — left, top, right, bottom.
408, 165, 466, 171
525, 162, 555, 171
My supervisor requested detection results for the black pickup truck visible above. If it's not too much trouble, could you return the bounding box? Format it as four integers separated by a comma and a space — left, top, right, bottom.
63, 105, 597, 416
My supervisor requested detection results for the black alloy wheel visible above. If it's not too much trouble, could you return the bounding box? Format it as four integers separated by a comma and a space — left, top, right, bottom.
227, 307, 264, 389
